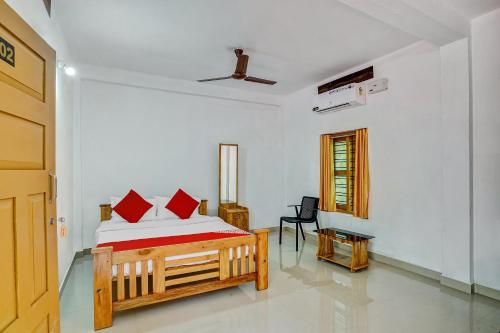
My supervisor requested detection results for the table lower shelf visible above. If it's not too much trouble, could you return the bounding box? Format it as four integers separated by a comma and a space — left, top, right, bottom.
318, 252, 351, 267
317, 252, 369, 272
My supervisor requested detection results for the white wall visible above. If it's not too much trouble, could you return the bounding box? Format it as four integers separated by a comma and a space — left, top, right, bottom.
6, 0, 77, 288
76, 66, 284, 248
55, 67, 75, 287
471, 8, 500, 291
440, 38, 472, 285
283, 42, 448, 273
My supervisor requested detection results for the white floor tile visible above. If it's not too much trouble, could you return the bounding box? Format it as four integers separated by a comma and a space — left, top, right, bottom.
60, 232, 500, 333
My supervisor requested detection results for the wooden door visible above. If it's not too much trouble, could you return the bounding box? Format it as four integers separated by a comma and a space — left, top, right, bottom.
0, 1, 59, 332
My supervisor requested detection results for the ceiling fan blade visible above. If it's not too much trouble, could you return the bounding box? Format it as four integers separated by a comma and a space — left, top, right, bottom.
197, 76, 232, 82
244, 76, 277, 85
234, 54, 249, 75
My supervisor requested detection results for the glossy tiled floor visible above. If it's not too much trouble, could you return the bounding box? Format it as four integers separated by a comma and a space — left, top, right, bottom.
60, 232, 500, 333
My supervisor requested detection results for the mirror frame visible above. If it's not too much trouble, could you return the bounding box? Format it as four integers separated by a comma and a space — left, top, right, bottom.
218, 143, 239, 205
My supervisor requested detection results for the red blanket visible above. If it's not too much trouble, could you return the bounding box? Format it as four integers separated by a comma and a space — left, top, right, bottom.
97, 231, 249, 252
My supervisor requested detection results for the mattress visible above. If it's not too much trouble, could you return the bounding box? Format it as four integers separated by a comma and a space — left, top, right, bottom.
95, 216, 251, 276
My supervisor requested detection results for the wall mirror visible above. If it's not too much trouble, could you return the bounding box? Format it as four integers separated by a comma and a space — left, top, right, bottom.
219, 144, 238, 204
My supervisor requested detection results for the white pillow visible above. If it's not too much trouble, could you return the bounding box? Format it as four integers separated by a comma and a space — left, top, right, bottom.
191, 197, 202, 217
110, 196, 157, 222
154, 196, 178, 220
155, 195, 202, 219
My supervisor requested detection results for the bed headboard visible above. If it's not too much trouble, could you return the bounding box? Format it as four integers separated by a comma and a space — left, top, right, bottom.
99, 199, 208, 222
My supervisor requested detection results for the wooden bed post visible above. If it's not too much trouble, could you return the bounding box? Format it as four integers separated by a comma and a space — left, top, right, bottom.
199, 199, 208, 215
100, 204, 112, 221
254, 229, 269, 291
92, 246, 113, 330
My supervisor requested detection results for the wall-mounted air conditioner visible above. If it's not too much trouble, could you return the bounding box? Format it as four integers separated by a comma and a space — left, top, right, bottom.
312, 83, 366, 113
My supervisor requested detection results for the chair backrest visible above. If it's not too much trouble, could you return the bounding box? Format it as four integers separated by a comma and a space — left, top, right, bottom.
300, 196, 319, 220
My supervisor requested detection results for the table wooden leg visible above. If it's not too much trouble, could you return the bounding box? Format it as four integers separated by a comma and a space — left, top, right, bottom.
317, 234, 334, 261
351, 239, 369, 272
316, 234, 322, 260
325, 237, 333, 257
350, 242, 355, 272
360, 240, 369, 267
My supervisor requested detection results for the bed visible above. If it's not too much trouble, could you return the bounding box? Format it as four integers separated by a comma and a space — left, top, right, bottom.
91, 200, 269, 330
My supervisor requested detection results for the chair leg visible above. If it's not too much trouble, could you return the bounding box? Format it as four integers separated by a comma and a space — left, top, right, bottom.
279, 219, 283, 245
315, 219, 320, 231
295, 223, 298, 251
298, 222, 305, 240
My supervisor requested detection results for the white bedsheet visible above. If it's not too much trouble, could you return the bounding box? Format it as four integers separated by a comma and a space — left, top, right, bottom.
95, 216, 250, 276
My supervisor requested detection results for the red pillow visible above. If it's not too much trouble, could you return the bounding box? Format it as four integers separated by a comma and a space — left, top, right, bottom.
113, 189, 153, 223
166, 189, 199, 219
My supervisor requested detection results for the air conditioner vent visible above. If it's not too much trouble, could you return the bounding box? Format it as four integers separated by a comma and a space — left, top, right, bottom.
312, 83, 366, 114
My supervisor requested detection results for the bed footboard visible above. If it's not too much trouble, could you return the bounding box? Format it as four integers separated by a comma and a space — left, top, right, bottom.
92, 229, 269, 330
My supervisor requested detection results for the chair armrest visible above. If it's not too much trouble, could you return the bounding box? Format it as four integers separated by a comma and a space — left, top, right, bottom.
287, 204, 301, 217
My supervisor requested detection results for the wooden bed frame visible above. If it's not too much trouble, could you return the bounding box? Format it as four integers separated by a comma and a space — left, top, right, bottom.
91, 200, 269, 330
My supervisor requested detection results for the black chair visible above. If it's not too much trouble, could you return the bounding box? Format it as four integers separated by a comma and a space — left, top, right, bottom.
280, 196, 320, 251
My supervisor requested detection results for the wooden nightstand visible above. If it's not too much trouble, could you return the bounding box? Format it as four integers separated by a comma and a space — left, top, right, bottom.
218, 204, 249, 231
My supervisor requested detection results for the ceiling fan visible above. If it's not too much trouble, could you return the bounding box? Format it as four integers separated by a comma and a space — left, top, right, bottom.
197, 49, 277, 85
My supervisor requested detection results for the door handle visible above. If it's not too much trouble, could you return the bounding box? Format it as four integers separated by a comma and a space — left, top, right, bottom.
49, 171, 57, 203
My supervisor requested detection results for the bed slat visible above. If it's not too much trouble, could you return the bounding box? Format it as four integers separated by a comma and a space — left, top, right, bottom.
232, 247, 239, 277
165, 254, 219, 267
129, 262, 137, 298
141, 260, 148, 296
249, 245, 255, 273
117, 264, 125, 301
165, 262, 219, 277
241, 246, 248, 275
165, 271, 219, 287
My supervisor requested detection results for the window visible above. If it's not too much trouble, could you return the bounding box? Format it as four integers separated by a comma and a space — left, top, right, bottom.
320, 128, 369, 218
332, 133, 356, 214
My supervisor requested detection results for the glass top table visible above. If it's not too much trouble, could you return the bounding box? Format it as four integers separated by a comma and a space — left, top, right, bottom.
316, 228, 374, 242
316, 228, 374, 272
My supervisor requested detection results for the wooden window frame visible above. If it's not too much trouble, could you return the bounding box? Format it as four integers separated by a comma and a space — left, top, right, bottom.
331, 131, 356, 215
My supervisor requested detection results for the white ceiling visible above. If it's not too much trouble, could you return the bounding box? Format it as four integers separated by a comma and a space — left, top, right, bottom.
440, 0, 500, 18
55, 0, 499, 95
